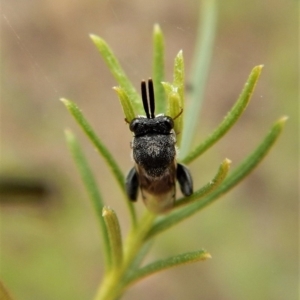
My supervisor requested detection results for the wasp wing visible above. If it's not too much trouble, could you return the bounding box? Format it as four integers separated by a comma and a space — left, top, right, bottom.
176, 163, 193, 196
125, 167, 139, 201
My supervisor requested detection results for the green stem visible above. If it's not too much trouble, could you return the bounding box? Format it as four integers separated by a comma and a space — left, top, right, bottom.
94, 212, 156, 300
180, 0, 218, 158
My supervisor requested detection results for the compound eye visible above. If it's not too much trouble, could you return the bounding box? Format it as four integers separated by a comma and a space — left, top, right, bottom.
129, 119, 140, 132
164, 117, 174, 130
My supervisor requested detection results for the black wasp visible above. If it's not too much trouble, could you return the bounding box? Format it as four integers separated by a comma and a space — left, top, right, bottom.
125, 79, 193, 214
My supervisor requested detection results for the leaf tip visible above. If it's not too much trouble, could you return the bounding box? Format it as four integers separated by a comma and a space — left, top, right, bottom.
102, 206, 112, 217
177, 49, 183, 57
154, 23, 161, 32
224, 158, 232, 165
278, 115, 289, 124
89, 33, 99, 41
64, 128, 72, 135
112, 86, 123, 96
203, 252, 212, 260
60, 98, 71, 108
64, 129, 75, 143
274, 116, 289, 132
251, 64, 264, 78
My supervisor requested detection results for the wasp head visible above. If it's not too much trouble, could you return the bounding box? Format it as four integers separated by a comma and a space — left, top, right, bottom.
129, 79, 174, 136
129, 116, 174, 136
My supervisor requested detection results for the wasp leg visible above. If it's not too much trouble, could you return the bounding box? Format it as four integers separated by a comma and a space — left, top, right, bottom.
125, 167, 139, 201
176, 163, 193, 196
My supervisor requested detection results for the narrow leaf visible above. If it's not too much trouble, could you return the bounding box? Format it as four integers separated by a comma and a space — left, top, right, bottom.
175, 158, 231, 208
61, 98, 137, 226
90, 34, 142, 113
162, 82, 184, 143
102, 206, 123, 269
180, 0, 218, 157
152, 24, 165, 113
113, 86, 136, 123
181, 65, 264, 164
125, 250, 211, 286
161, 81, 172, 94
147, 116, 287, 239
173, 50, 185, 105
65, 130, 111, 270
166, 89, 183, 139
172, 51, 185, 146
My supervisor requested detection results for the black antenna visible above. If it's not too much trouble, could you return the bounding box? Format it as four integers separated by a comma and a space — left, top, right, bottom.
148, 79, 155, 118
141, 80, 150, 118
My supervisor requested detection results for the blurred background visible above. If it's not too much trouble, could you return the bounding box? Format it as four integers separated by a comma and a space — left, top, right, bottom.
1, 0, 298, 299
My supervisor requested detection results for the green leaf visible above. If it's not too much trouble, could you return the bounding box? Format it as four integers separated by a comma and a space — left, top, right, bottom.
113, 86, 136, 123
175, 158, 231, 208
162, 82, 184, 143
180, 0, 218, 158
146, 116, 288, 239
61, 98, 137, 226
102, 206, 123, 270
164, 88, 183, 140
65, 130, 111, 270
161, 81, 172, 94
123, 211, 156, 267
90, 34, 142, 114
171, 51, 185, 146
173, 50, 185, 105
181, 65, 264, 164
124, 250, 211, 286
152, 24, 165, 113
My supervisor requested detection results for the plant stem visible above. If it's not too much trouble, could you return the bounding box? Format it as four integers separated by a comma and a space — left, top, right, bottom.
94, 212, 156, 300
180, 0, 218, 158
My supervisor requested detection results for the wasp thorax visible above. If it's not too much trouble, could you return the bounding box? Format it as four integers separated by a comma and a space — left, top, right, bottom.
131, 116, 176, 178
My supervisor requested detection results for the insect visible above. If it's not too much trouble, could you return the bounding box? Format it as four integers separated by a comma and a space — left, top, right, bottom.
125, 78, 193, 214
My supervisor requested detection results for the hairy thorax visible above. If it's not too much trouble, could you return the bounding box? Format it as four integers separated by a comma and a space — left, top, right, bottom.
132, 133, 176, 178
